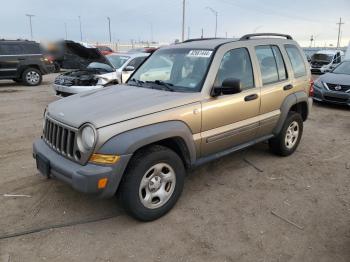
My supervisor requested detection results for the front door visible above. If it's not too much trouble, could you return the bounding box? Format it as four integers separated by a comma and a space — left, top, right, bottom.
201, 47, 260, 156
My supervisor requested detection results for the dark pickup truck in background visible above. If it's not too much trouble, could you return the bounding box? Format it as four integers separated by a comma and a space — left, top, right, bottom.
0, 39, 54, 86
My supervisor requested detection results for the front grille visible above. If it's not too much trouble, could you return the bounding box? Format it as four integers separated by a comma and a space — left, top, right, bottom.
43, 117, 77, 159
54, 77, 74, 86
326, 83, 350, 93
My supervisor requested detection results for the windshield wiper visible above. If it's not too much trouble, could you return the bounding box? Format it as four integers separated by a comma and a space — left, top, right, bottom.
128, 78, 144, 87
146, 80, 174, 92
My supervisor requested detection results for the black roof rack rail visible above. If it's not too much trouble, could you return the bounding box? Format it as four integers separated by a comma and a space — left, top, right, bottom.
182, 37, 225, 43
240, 33, 293, 40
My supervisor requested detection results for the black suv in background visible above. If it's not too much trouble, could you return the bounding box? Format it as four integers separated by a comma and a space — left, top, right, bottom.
0, 40, 53, 86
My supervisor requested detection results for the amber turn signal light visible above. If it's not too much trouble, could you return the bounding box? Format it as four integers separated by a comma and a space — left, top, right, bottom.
98, 178, 108, 189
89, 154, 120, 164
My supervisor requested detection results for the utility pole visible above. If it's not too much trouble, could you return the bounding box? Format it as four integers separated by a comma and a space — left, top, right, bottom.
310, 35, 314, 48
64, 23, 68, 40
181, 0, 186, 42
206, 7, 218, 38
187, 26, 190, 40
201, 28, 204, 38
107, 17, 111, 42
78, 16, 83, 41
336, 17, 344, 48
25, 14, 35, 40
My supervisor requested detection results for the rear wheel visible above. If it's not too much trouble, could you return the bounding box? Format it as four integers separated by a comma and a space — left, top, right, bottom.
22, 68, 42, 86
119, 145, 185, 221
269, 112, 303, 156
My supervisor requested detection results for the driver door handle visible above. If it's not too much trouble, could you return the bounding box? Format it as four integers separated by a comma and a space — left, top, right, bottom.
283, 84, 293, 91
244, 94, 258, 102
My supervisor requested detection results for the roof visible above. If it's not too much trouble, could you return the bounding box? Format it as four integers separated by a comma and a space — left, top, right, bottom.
167, 38, 238, 50
164, 33, 295, 50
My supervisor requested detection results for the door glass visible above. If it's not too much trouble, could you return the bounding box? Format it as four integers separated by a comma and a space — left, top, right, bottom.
285, 44, 307, 78
215, 48, 254, 90
271, 46, 287, 80
255, 46, 279, 84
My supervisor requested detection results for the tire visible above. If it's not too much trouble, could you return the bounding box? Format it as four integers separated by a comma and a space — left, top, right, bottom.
269, 112, 303, 156
22, 68, 42, 86
53, 62, 61, 73
12, 78, 22, 83
118, 145, 185, 221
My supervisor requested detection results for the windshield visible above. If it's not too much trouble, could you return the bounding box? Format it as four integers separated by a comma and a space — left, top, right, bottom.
87, 62, 113, 72
312, 53, 333, 63
107, 55, 130, 69
129, 48, 214, 92
332, 61, 350, 74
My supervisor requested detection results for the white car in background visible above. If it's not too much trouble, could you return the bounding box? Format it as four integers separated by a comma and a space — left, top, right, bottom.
310, 50, 344, 74
53, 45, 149, 97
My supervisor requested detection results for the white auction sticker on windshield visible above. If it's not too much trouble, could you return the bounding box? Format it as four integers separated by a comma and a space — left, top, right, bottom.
187, 50, 213, 58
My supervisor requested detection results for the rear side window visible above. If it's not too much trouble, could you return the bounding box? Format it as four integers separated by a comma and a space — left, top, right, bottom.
0, 44, 23, 55
285, 44, 306, 78
215, 48, 254, 90
255, 45, 287, 85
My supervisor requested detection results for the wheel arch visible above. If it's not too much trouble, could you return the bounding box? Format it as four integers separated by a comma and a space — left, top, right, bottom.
273, 91, 309, 135
96, 121, 197, 169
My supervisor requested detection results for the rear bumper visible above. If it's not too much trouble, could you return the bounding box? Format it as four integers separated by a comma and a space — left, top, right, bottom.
313, 86, 350, 106
33, 139, 132, 198
53, 84, 103, 96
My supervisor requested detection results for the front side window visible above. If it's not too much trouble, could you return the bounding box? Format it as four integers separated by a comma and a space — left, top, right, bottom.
285, 44, 307, 78
107, 55, 130, 69
127, 57, 147, 69
0, 44, 23, 55
215, 48, 254, 90
255, 45, 287, 85
129, 48, 214, 92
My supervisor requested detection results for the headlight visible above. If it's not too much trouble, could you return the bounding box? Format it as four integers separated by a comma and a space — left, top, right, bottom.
314, 79, 324, 89
81, 125, 96, 150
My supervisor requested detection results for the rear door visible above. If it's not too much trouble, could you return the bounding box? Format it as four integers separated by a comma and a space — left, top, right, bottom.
253, 44, 291, 137
0, 43, 23, 78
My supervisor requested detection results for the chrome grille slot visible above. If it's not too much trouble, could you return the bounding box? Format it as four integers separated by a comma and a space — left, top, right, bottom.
43, 117, 77, 161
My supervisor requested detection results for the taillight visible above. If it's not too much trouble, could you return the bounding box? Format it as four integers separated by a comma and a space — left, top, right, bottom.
309, 79, 314, 97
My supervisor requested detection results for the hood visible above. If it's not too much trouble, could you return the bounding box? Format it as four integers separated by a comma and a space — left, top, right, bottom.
319, 72, 350, 85
47, 85, 201, 128
63, 41, 113, 69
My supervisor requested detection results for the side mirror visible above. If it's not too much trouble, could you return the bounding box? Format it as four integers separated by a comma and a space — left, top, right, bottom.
123, 66, 135, 72
211, 78, 242, 97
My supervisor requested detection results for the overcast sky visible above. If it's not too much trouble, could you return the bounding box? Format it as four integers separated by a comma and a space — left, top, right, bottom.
1, 0, 349, 47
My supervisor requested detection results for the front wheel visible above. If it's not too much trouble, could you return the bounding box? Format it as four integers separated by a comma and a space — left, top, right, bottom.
269, 112, 303, 156
22, 68, 42, 86
118, 145, 185, 221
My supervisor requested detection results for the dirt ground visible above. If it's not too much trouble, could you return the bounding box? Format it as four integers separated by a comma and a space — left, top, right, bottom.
0, 74, 349, 262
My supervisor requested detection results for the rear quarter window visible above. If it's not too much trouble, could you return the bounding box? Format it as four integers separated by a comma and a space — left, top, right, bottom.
285, 44, 307, 78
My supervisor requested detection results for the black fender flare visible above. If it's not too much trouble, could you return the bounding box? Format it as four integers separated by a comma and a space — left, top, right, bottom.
97, 121, 197, 164
273, 91, 309, 135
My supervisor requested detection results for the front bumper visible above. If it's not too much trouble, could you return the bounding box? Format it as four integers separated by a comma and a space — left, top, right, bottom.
313, 86, 350, 106
33, 139, 132, 198
53, 84, 103, 96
